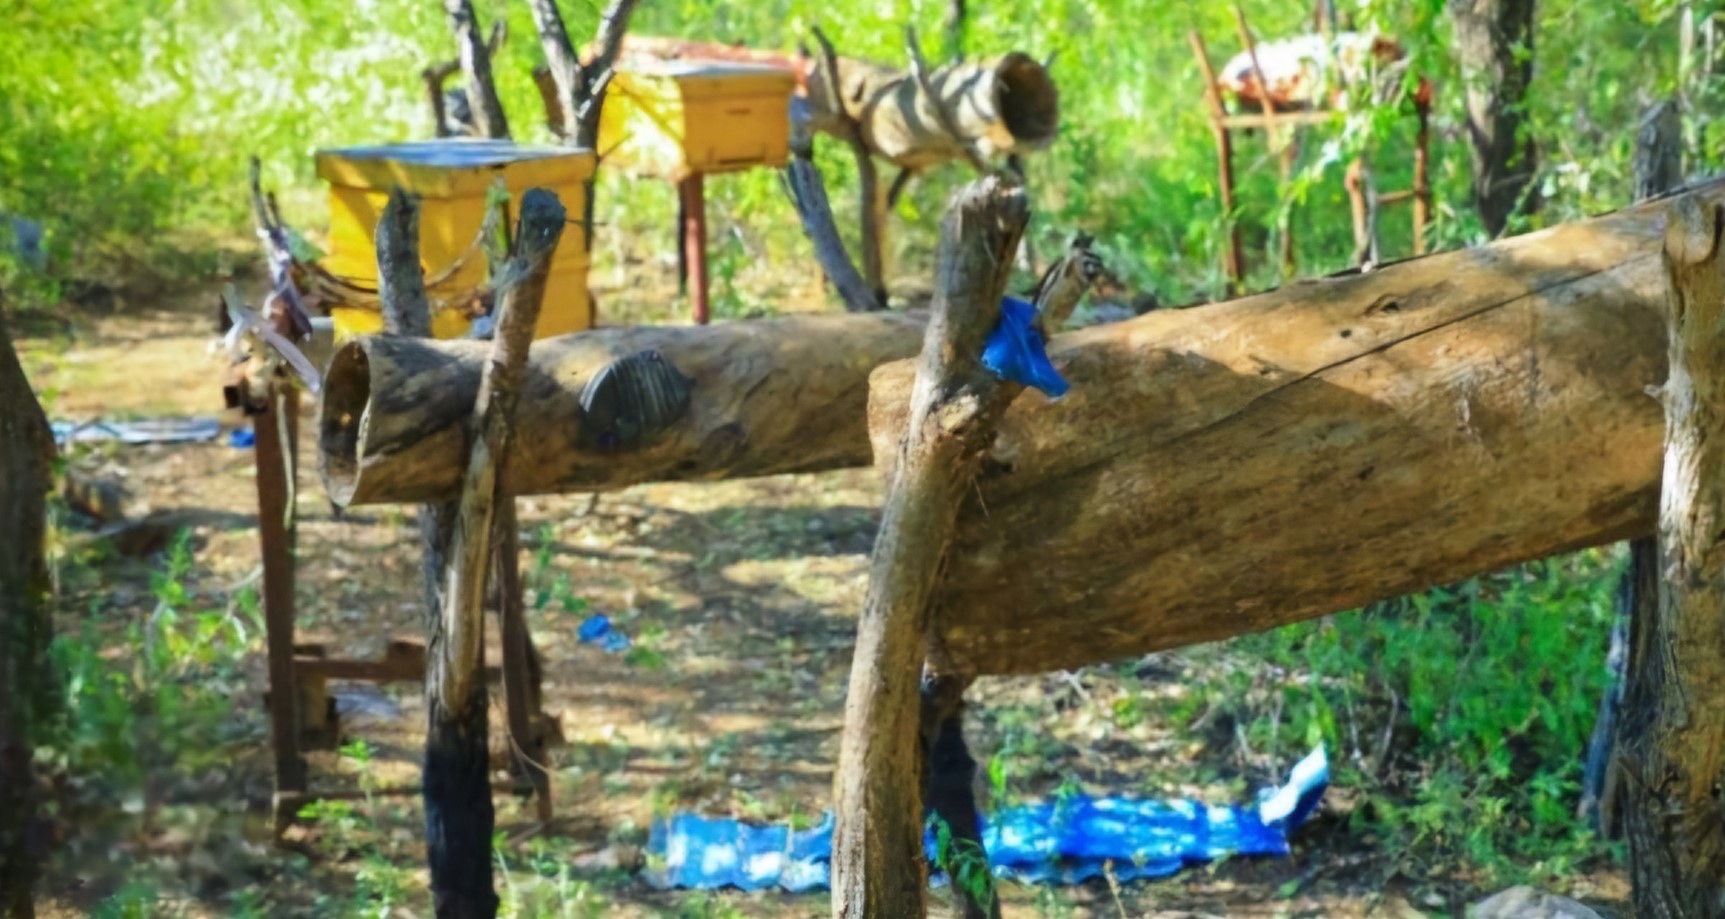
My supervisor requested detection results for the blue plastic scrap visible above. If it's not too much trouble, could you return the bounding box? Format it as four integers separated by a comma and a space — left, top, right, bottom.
980, 295, 1070, 398
577, 613, 630, 653
642, 745, 1329, 892
52, 417, 224, 447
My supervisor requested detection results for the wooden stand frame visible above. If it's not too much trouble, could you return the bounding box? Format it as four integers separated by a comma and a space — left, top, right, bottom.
230, 379, 552, 834
1189, 26, 1432, 293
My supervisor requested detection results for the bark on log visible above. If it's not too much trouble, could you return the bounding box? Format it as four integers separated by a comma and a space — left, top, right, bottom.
0, 300, 55, 919
318, 312, 929, 505
1616, 195, 1725, 918
320, 233, 1101, 504
868, 181, 1713, 677
831, 177, 1027, 919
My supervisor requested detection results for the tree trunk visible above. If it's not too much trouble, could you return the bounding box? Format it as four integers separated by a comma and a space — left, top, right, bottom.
443, 0, 510, 140
1614, 195, 1725, 918
870, 179, 1706, 677
0, 302, 56, 919
832, 177, 1027, 919
1451, 0, 1540, 236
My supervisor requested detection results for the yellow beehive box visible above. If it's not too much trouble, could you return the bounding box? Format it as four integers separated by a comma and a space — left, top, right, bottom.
598, 62, 797, 181
313, 139, 596, 341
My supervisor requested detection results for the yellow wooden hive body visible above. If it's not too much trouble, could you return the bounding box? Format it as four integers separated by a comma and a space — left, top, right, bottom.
314, 139, 596, 342
598, 62, 797, 181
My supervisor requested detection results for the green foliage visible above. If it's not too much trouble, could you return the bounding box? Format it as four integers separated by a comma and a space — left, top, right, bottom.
48, 529, 260, 802
4, 0, 1710, 311
931, 812, 997, 915
1156, 550, 1625, 888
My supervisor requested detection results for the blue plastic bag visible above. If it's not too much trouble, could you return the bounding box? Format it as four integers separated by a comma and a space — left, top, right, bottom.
981, 296, 1069, 398
577, 614, 630, 652
643, 745, 1329, 891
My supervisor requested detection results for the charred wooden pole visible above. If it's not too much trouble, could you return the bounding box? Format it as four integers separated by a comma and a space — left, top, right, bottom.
443, 0, 510, 140
831, 176, 1028, 918
429, 187, 569, 917
0, 299, 57, 919
1616, 194, 1725, 917
1583, 98, 1682, 836
422, 189, 567, 919
376, 189, 477, 915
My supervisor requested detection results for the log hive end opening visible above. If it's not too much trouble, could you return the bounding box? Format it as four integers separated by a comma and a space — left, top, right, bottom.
318, 340, 373, 508
993, 53, 1059, 151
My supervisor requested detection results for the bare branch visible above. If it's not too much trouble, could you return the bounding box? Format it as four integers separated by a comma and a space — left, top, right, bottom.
785, 160, 884, 312
443, 0, 510, 139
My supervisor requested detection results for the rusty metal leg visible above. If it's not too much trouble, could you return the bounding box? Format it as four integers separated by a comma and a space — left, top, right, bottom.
679, 173, 709, 325
494, 501, 551, 823
257, 385, 305, 834
1345, 158, 1369, 266
1413, 105, 1432, 256
675, 189, 689, 295
1188, 30, 1244, 294
1218, 125, 1244, 293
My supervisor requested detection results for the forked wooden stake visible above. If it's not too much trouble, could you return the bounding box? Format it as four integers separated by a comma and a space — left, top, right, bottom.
1616, 195, 1725, 917
831, 176, 1028, 918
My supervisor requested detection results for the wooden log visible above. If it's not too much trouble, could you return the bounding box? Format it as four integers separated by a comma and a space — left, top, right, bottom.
317, 311, 929, 506
1616, 195, 1725, 916
868, 181, 1718, 677
805, 49, 1058, 171
832, 177, 1027, 919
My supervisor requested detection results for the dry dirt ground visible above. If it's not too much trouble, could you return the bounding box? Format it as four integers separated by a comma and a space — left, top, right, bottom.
15, 260, 1632, 918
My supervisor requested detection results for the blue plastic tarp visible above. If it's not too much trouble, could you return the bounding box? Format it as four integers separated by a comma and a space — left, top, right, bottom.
642, 745, 1328, 892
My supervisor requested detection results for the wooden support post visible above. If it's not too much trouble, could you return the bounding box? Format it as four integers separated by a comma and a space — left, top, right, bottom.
1189, 31, 1244, 293
1582, 99, 1681, 836
426, 188, 566, 919
679, 173, 710, 325
831, 177, 1028, 918
1616, 194, 1725, 916
258, 385, 305, 834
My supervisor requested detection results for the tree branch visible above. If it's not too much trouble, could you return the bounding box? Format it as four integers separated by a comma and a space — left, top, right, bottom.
443, 0, 511, 139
